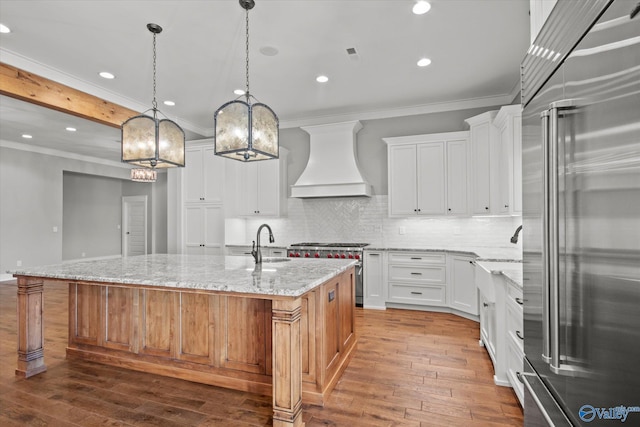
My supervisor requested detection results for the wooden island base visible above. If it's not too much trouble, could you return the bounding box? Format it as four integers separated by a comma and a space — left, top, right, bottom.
17, 266, 356, 426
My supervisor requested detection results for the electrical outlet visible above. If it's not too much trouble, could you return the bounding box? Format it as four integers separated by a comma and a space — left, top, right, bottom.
81, 252, 86, 257
52, 226, 58, 233
117, 224, 121, 229
16, 260, 22, 267
399, 227, 406, 235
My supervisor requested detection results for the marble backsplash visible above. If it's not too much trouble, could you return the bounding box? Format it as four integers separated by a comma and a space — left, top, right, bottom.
238, 196, 523, 250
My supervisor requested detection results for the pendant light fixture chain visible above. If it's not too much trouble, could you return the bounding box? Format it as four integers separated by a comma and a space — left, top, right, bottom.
152, 29, 158, 111
245, 6, 250, 100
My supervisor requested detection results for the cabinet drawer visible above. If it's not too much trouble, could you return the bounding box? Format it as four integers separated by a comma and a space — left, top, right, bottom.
388, 252, 446, 265
388, 283, 446, 306
507, 336, 525, 407
506, 301, 524, 352
507, 281, 523, 304
388, 265, 446, 284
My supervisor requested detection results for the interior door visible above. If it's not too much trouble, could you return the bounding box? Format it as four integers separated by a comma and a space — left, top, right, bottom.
122, 196, 147, 257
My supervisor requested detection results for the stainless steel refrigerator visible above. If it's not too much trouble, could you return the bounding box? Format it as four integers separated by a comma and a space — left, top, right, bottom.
521, 0, 640, 425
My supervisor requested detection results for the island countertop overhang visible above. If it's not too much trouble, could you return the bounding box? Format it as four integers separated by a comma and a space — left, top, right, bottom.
9, 254, 358, 298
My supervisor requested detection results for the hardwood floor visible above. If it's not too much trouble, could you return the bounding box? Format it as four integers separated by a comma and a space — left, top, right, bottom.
0, 280, 523, 426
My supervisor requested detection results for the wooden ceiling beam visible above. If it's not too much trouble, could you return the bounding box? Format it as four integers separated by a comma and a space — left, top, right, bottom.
0, 62, 139, 129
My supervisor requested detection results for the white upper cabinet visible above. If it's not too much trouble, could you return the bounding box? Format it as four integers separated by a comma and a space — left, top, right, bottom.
238, 148, 288, 217
493, 105, 522, 215
184, 146, 225, 203
385, 131, 469, 217
529, 0, 558, 43
466, 111, 498, 215
465, 106, 522, 216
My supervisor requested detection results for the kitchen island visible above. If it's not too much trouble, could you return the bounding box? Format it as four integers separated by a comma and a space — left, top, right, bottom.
11, 254, 358, 427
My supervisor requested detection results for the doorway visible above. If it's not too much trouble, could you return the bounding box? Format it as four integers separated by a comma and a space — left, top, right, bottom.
122, 195, 147, 257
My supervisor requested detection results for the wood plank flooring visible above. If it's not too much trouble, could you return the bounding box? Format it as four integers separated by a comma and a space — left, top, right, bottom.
0, 280, 523, 426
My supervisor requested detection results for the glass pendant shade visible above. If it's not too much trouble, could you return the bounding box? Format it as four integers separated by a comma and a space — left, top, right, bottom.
214, 100, 278, 161
122, 113, 185, 168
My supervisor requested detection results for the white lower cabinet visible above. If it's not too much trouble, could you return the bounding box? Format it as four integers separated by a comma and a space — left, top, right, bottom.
505, 281, 525, 406
476, 262, 524, 405
184, 204, 224, 255
448, 255, 478, 315
387, 252, 447, 306
363, 250, 386, 309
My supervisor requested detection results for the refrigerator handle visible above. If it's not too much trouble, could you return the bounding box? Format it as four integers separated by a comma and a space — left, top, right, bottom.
540, 109, 552, 364
548, 103, 561, 372
548, 99, 581, 375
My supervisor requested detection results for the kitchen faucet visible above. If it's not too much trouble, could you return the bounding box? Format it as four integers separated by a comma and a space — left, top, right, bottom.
510, 225, 523, 244
251, 224, 275, 264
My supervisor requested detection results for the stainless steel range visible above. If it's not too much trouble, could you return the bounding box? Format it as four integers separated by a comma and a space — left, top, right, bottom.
287, 243, 369, 307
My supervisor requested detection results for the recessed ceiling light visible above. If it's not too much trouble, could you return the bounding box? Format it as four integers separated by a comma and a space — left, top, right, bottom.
234, 89, 245, 95
412, 1, 431, 15
99, 71, 115, 79
22, 134, 33, 139
0, 24, 11, 34
163, 100, 175, 106
417, 57, 432, 67
316, 75, 329, 83
66, 127, 77, 132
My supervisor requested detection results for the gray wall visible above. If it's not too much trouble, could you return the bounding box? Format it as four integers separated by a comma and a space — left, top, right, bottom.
280, 105, 504, 196
0, 146, 168, 278
63, 172, 122, 260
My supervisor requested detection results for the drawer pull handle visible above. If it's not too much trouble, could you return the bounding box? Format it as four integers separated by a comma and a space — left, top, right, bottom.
410, 257, 422, 260
410, 291, 423, 295
515, 297, 524, 305
516, 371, 524, 384
410, 272, 422, 275
483, 302, 489, 307
516, 330, 524, 340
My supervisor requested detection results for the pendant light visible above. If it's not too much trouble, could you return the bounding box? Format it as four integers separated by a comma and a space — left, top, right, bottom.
130, 168, 157, 182
122, 23, 185, 170
214, 0, 279, 162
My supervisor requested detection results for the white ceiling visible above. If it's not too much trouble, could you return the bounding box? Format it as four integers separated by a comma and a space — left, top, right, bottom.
0, 0, 530, 162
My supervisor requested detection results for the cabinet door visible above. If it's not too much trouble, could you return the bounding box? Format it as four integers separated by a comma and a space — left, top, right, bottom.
449, 255, 477, 315
511, 114, 522, 214
363, 251, 385, 309
185, 148, 205, 203
388, 145, 418, 216
184, 205, 224, 255
203, 147, 225, 202
203, 205, 224, 255
184, 205, 205, 254
498, 126, 512, 214
445, 139, 468, 215
416, 142, 446, 215
470, 122, 492, 214
255, 160, 279, 216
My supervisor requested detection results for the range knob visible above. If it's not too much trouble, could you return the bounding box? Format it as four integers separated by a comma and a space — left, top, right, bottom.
327, 253, 333, 258
314, 252, 320, 258
295, 252, 301, 257
340, 253, 346, 259
355, 254, 360, 260
304, 252, 310, 258
348, 254, 354, 259
289, 252, 295, 257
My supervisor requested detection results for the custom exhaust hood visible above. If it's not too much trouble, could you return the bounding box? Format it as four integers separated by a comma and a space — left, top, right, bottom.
291, 121, 372, 198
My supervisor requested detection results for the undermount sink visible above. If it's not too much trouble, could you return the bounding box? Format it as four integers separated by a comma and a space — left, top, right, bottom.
475, 261, 522, 302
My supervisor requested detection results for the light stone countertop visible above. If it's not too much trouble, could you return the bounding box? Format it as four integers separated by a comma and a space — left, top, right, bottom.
475, 260, 523, 288
8, 254, 357, 298
364, 245, 522, 262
